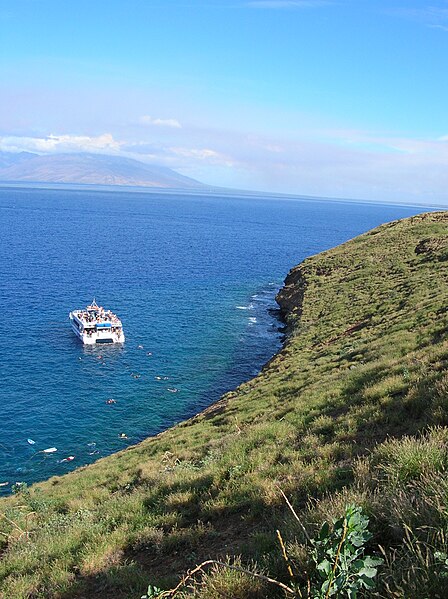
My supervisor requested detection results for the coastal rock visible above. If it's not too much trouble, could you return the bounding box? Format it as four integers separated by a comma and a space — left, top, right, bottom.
275, 265, 307, 323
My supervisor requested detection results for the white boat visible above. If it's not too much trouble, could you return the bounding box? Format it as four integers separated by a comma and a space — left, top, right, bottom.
69, 299, 125, 344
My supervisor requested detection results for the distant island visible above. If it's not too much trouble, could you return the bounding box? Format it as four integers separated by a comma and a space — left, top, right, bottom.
0, 151, 206, 189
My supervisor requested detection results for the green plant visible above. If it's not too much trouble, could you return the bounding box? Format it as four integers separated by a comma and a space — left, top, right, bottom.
435, 550, 448, 578
139, 504, 382, 599
141, 584, 164, 598
11, 482, 28, 496
309, 505, 382, 598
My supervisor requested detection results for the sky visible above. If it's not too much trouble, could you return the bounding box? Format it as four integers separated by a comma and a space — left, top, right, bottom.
1, 0, 448, 203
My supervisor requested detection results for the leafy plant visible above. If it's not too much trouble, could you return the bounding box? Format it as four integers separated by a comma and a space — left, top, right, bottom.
435, 551, 448, 578
139, 504, 382, 598
11, 482, 28, 496
141, 584, 164, 598
309, 505, 382, 598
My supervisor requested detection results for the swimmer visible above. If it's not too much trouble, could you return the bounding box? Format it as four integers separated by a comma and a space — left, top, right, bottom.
106, 399, 116, 404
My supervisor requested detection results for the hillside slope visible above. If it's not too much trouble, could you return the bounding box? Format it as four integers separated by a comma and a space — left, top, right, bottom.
1, 212, 448, 598
0, 151, 37, 168
0, 152, 205, 189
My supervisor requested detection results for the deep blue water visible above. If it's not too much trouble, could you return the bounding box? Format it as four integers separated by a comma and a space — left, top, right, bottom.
0, 187, 428, 491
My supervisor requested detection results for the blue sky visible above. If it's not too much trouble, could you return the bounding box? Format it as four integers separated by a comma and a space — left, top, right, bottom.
1, 0, 448, 202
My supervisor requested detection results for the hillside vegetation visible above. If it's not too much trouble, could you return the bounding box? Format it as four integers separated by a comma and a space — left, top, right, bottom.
2, 211, 448, 598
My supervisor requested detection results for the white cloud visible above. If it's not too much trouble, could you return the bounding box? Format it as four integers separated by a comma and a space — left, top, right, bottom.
139, 115, 182, 128
392, 5, 448, 31
168, 146, 235, 166
2, 129, 448, 203
181, 129, 448, 203
0, 131, 233, 169
430, 23, 448, 31
0, 133, 121, 154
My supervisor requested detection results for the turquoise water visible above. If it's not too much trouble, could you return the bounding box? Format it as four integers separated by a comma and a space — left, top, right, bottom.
0, 187, 425, 491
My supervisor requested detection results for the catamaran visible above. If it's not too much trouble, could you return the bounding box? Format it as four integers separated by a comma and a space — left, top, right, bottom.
69, 300, 125, 344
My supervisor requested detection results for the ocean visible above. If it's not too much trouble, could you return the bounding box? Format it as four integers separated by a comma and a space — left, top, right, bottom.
0, 186, 428, 491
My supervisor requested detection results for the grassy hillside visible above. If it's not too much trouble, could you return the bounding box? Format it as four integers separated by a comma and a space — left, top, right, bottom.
2, 211, 448, 598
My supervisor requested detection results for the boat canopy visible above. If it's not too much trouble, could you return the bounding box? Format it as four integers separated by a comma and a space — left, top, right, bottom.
96, 322, 112, 328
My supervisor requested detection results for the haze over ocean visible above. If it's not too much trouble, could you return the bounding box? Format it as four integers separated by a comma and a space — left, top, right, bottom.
0, 187, 427, 490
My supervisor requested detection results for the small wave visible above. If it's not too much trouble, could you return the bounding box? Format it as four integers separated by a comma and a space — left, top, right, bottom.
236, 303, 255, 310
248, 317, 257, 324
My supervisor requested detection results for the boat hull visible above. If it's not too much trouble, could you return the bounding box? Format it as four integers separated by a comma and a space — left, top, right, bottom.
69, 312, 125, 345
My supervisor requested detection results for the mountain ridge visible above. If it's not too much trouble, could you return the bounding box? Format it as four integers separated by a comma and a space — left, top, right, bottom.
0, 151, 205, 189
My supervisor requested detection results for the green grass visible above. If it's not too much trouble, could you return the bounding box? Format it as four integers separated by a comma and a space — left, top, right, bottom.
2, 211, 448, 597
